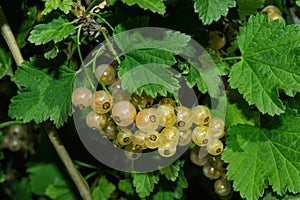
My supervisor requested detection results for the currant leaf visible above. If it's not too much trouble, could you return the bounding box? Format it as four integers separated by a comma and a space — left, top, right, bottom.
223, 110, 300, 200
237, 0, 265, 19
0, 47, 13, 78
8, 57, 75, 128
229, 14, 300, 115
28, 17, 76, 45
132, 172, 160, 199
159, 160, 184, 182
92, 177, 116, 200
45, 181, 77, 200
118, 179, 135, 196
42, 0, 73, 15
193, 0, 236, 25
121, 0, 166, 14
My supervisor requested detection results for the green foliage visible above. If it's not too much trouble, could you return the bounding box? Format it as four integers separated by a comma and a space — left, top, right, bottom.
159, 160, 184, 181
42, 0, 73, 15
46, 181, 78, 200
27, 163, 64, 195
132, 172, 160, 198
28, 17, 76, 45
0, 47, 12, 78
193, 0, 236, 25
223, 110, 300, 200
8, 57, 75, 128
92, 177, 116, 200
263, 191, 300, 200
12, 178, 32, 200
121, 0, 166, 14
118, 179, 135, 195
229, 14, 300, 116
237, 0, 265, 19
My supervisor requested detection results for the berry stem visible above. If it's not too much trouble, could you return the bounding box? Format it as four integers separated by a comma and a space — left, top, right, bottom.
101, 28, 121, 65
90, 12, 115, 32
172, 93, 182, 106
0, 120, 24, 129
77, 25, 96, 91
47, 126, 92, 200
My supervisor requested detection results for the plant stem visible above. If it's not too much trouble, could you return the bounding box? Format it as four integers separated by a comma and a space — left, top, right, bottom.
47, 126, 92, 200
0, 7, 92, 200
172, 93, 182, 106
90, 12, 115, 32
222, 56, 242, 61
0, 4, 24, 66
101, 28, 121, 64
0, 120, 24, 129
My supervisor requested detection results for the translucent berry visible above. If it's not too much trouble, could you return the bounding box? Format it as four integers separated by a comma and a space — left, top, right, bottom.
9, 137, 22, 152
161, 126, 180, 143
158, 98, 176, 107
178, 128, 192, 146
91, 90, 113, 114
133, 130, 147, 149
175, 106, 193, 130
192, 126, 212, 146
132, 92, 154, 109
209, 117, 225, 139
9, 124, 26, 139
190, 146, 209, 166
117, 129, 133, 146
72, 87, 92, 109
203, 161, 222, 180
112, 101, 136, 127
124, 144, 142, 160
192, 105, 211, 125
158, 141, 177, 157
109, 81, 131, 102
145, 131, 162, 149
207, 139, 224, 156
214, 178, 232, 197
96, 64, 116, 85
103, 120, 118, 139
86, 111, 108, 130
136, 108, 159, 132
157, 105, 176, 127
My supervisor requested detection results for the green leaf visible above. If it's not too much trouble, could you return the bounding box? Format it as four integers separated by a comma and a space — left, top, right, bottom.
45, 181, 77, 200
8, 57, 75, 128
132, 172, 160, 199
237, 0, 265, 19
0, 47, 12, 78
121, 0, 166, 14
28, 17, 76, 45
222, 110, 300, 200
263, 191, 300, 200
159, 160, 184, 182
42, 0, 73, 15
118, 179, 135, 195
174, 170, 188, 199
152, 191, 174, 200
114, 16, 150, 34
229, 14, 300, 115
226, 101, 256, 126
44, 44, 59, 59
121, 63, 180, 98
193, 0, 236, 25
92, 177, 116, 200
12, 178, 32, 200
296, 0, 300, 7
16, 6, 37, 48
27, 163, 64, 195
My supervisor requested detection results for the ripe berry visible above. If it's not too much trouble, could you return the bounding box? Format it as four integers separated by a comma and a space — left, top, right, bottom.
135, 108, 159, 132
214, 178, 232, 197
192, 105, 211, 125
190, 146, 209, 166
209, 117, 225, 139
158, 141, 177, 157
96, 64, 116, 85
91, 90, 113, 114
161, 126, 180, 143
178, 128, 192, 146
72, 87, 92, 109
145, 131, 162, 149
175, 106, 193, 130
192, 126, 212, 146
112, 101, 137, 127
203, 161, 222, 180
86, 111, 108, 130
157, 105, 176, 127
124, 144, 142, 160
117, 129, 133, 146
207, 139, 224, 156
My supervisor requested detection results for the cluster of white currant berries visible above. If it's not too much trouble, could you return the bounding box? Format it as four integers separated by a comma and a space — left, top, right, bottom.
190, 146, 233, 199
72, 63, 225, 161
1, 125, 30, 152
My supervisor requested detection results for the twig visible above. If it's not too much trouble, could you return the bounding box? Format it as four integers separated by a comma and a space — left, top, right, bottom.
0, 4, 92, 200
0, 5, 24, 66
47, 126, 92, 200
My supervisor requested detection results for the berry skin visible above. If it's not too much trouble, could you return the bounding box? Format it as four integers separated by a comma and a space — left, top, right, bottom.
207, 139, 224, 156
124, 144, 142, 160
158, 141, 177, 157
192, 105, 211, 126
209, 117, 225, 139
9, 124, 26, 139
175, 106, 193, 130
209, 31, 226, 50
112, 101, 137, 127
262, 5, 282, 15
214, 178, 232, 197
157, 105, 176, 127
268, 13, 284, 22
72, 87, 92, 109
91, 90, 113, 114
9, 137, 22, 152
202, 161, 222, 180
117, 129, 133, 146
96, 64, 116, 85
178, 128, 192, 146
133, 130, 147, 149
103, 120, 118, 139
192, 126, 212, 146
86, 111, 108, 130
161, 126, 180, 144
145, 131, 162, 149
158, 98, 176, 107
132, 92, 154, 109
135, 108, 159, 132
